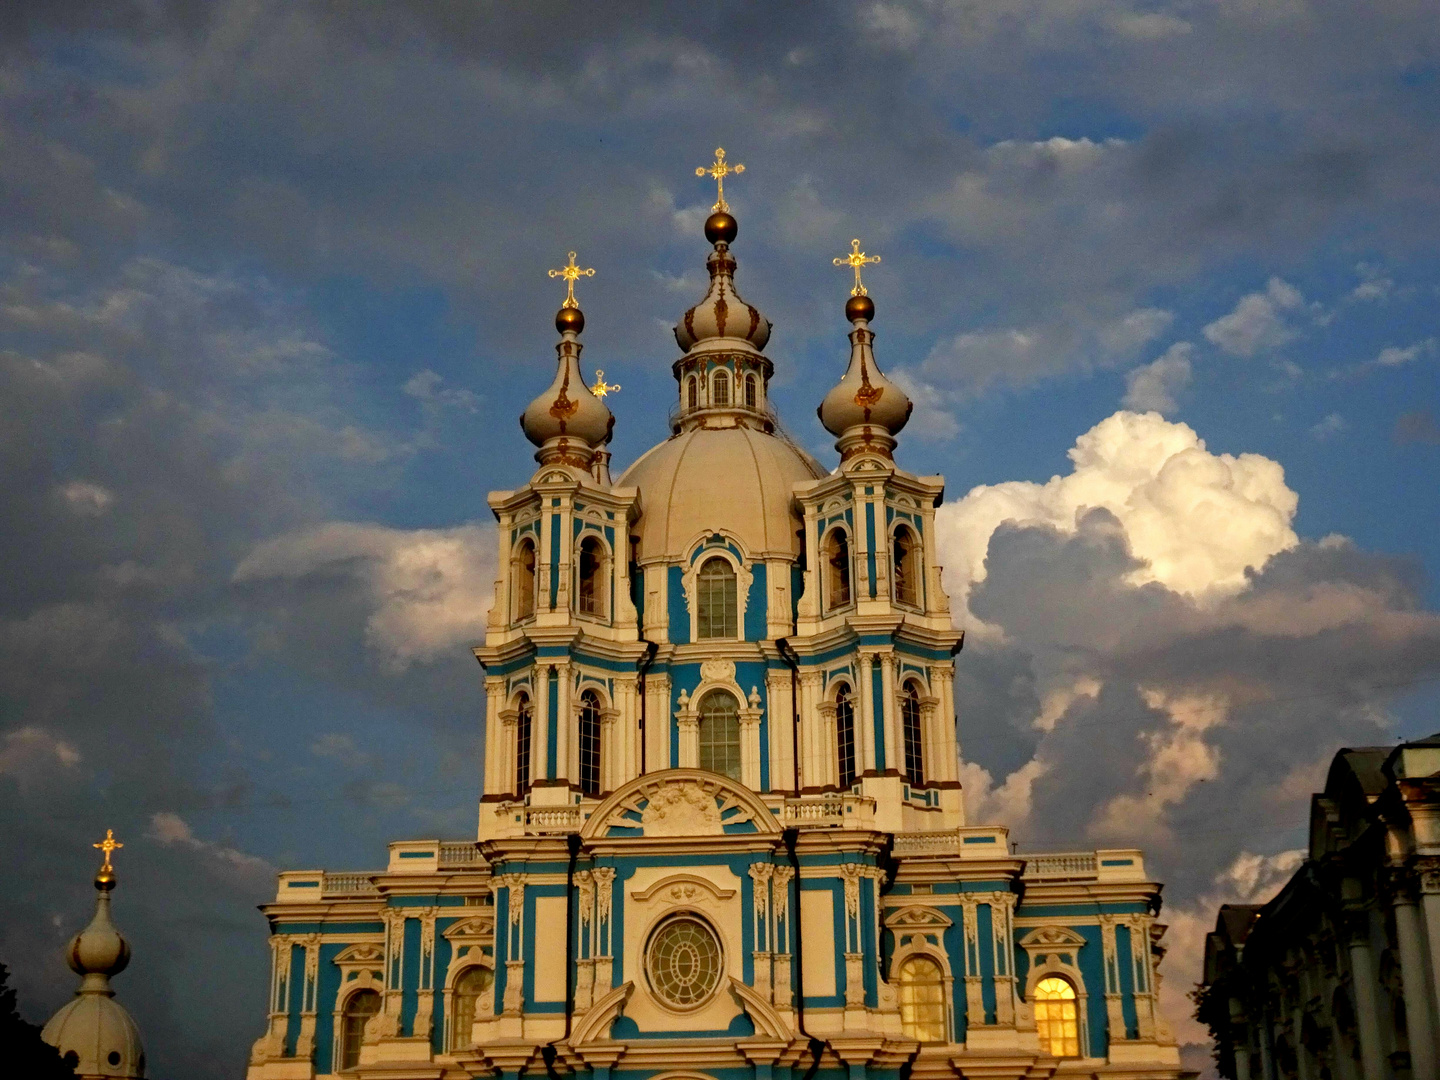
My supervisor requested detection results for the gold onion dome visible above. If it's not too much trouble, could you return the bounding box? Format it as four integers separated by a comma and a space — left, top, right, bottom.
520, 252, 614, 465
673, 213, 771, 352
818, 240, 911, 457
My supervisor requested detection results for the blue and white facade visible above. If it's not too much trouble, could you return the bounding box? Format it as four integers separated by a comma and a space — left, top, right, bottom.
249, 210, 1184, 1080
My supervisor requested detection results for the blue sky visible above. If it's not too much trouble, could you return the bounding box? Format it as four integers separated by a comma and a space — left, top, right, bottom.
2, 4, 1439, 1076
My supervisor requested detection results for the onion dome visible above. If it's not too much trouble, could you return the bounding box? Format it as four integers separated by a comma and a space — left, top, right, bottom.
519, 253, 614, 469
42, 832, 146, 1079
818, 286, 912, 460
673, 212, 772, 352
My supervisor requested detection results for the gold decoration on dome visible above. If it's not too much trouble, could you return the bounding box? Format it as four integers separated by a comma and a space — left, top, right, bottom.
833, 238, 881, 296
696, 147, 745, 212
93, 828, 123, 872
548, 251, 595, 309
590, 370, 620, 398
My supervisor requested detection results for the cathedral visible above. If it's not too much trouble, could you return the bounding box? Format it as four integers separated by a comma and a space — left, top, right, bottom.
247, 153, 1185, 1080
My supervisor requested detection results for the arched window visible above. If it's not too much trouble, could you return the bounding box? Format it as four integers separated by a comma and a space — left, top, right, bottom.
515, 693, 533, 796
698, 690, 741, 780
1034, 977, 1080, 1057
898, 956, 946, 1043
513, 538, 537, 620
577, 535, 607, 618
824, 529, 851, 611
744, 373, 757, 409
341, 989, 382, 1070
450, 966, 493, 1051
579, 689, 602, 796
835, 685, 857, 789
901, 682, 924, 784
713, 369, 730, 406
687, 375, 698, 410
696, 557, 738, 639
892, 526, 921, 607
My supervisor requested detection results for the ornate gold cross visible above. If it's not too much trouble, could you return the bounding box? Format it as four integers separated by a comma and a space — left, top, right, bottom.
590, 370, 620, 398
834, 239, 881, 296
696, 147, 745, 212
93, 828, 123, 872
548, 251, 595, 309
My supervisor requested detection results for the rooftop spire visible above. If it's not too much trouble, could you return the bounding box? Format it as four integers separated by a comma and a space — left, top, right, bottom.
818, 239, 911, 460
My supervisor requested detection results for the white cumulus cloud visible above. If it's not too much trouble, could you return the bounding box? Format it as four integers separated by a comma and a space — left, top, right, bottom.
1203, 277, 1304, 357
1122, 342, 1193, 414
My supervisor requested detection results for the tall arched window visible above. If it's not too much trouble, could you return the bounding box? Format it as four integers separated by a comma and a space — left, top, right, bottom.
513, 538, 537, 620
824, 529, 852, 611
577, 535, 607, 618
835, 685, 857, 789
698, 690, 741, 780
450, 966, 493, 1051
696, 557, 737, 639
1034, 977, 1080, 1057
578, 689, 602, 796
901, 682, 924, 784
892, 526, 921, 607
744, 373, 757, 408
515, 693, 533, 796
340, 989, 382, 1070
687, 375, 698, 410
713, 369, 730, 406
898, 956, 946, 1043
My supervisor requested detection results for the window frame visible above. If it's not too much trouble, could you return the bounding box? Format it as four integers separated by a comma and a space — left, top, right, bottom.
512, 537, 538, 621
1033, 975, 1082, 1058
578, 688, 603, 796
712, 368, 730, 406
901, 680, 925, 785
576, 533, 609, 620
834, 683, 857, 789
823, 526, 853, 612
696, 689, 741, 780
448, 965, 494, 1052
515, 691, 533, 796
891, 524, 922, 608
897, 953, 949, 1044
695, 555, 739, 640
339, 987, 382, 1071
686, 374, 698, 410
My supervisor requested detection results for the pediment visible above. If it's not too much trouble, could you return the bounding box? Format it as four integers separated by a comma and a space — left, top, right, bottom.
334, 943, 385, 965
581, 768, 780, 839
885, 905, 954, 929
630, 872, 737, 903
443, 916, 494, 941
1019, 925, 1087, 949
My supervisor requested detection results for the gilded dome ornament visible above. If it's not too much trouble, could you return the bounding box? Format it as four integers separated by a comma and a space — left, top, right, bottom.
548, 250, 594, 309
696, 147, 744, 213
833, 238, 881, 297
93, 827, 123, 889
590, 370, 620, 398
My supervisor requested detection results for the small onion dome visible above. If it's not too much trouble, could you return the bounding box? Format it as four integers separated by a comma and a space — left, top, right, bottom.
520, 306, 614, 465
818, 295, 912, 455
42, 870, 145, 1078
674, 213, 771, 352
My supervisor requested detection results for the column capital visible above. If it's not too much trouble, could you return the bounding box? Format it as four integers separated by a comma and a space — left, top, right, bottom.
1417, 855, 1440, 894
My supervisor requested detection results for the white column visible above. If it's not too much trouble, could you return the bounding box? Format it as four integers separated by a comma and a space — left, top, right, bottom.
798, 672, 823, 790
533, 666, 551, 783
740, 688, 763, 790
1420, 859, 1440, 1023
766, 669, 793, 793
483, 676, 506, 795
1392, 871, 1438, 1080
857, 653, 876, 775
817, 700, 839, 789
932, 666, 959, 782
645, 672, 670, 771
1345, 911, 1386, 1080
879, 652, 899, 775
675, 689, 699, 769
555, 661, 572, 784
490, 513, 513, 630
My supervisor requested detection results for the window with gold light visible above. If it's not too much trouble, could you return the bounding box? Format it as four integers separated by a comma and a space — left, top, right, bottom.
450, 966, 492, 1051
1034, 976, 1081, 1057
897, 955, 947, 1043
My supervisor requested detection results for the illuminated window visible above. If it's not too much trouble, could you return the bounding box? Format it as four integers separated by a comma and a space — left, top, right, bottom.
901, 682, 924, 784
696, 557, 737, 639
513, 538, 537, 620
824, 529, 851, 610
835, 685, 857, 788
340, 989, 381, 1070
893, 526, 921, 606
579, 690, 602, 796
1034, 977, 1080, 1057
578, 536, 607, 618
744, 373, 757, 408
687, 375, 698, 410
515, 693, 533, 796
450, 966, 493, 1051
898, 956, 946, 1043
713, 369, 730, 406
698, 690, 741, 780
646, 915, 723, 1009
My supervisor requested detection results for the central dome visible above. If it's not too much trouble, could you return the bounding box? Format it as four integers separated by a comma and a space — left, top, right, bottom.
620, 426, 825, 563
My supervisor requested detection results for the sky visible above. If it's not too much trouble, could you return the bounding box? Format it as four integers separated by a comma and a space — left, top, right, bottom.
2, 2, 1439, 1076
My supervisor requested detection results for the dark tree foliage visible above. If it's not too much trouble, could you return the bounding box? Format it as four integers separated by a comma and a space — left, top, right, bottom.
0, 963, 77, 1079
1190, 979, 1236, 1080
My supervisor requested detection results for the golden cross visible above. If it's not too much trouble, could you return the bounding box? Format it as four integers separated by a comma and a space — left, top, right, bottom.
93, 829, 123, 872
590, 370, 620, 398
833, 239, 881, 296
696, 147, 745, 213
548, 251, 595, 309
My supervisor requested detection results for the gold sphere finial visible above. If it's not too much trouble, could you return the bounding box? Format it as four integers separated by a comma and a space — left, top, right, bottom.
833, 238, 881, 297
548, 250, 595, 310
696, 147, 745, 213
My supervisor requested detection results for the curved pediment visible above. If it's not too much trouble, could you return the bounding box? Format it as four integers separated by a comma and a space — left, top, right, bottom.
885, 905, 955, 930
581, 768, 780, 840
1019, 925, 1087, 948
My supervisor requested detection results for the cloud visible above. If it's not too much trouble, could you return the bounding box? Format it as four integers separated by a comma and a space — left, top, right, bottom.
1373, 337, 1437, 367
234, 521, 496, 672
56, 480, 115, 516
403, 369, 480, 412
0, 726, 82, 778
1350, 263, 1393, 301
1202, 278, 1305, 357
148, 812, 272, 878
1122, 342, 1193, 414
1310, 412, 1346, 440
935, 410, 1299, 622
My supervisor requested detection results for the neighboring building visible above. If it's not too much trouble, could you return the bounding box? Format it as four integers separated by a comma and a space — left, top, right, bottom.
1199, 735, 1440, 1080
247, 163, 1185, 1080
42, 831, 146, 1079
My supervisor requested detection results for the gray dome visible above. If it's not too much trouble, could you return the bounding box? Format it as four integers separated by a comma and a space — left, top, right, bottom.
42, 991, 145, 1079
